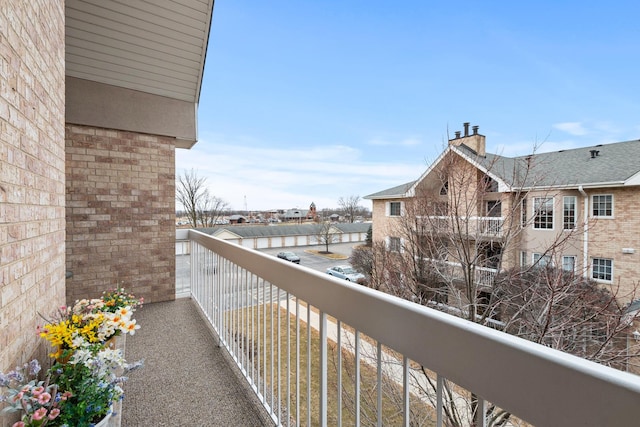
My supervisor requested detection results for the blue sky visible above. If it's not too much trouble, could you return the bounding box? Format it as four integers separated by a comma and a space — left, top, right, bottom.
176, 1, 640, 212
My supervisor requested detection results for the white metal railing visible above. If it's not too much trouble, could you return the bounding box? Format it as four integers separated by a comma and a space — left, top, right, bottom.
418, 216, 504, 237
429, 259, 498, 289
186, 229, 640, 426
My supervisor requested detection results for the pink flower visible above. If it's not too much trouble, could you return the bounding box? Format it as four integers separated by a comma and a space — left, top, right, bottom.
48, 408, 60, 420
13, 391, 24, 402
32, 407, 47, 421
32, 386, 44, 396
37, 392, 51, 404
12, 421, 25, 427
61, 391, 72, 400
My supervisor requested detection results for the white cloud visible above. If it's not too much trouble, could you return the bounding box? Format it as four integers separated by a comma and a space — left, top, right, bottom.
176, 135, 424, 211
552, 122, 588, 136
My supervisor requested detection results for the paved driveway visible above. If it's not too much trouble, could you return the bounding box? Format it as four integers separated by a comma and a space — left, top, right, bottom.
176, 242, 363, 293
258, 242, 360, 275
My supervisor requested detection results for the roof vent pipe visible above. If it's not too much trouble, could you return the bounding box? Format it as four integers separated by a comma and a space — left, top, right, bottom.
455, 131, 461, 139
463, 122, 470, 137
472, 125, 479, 135
590, 150, 600, 158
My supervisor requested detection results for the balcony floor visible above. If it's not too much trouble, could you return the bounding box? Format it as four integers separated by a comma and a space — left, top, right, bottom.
121, 298, 275, 426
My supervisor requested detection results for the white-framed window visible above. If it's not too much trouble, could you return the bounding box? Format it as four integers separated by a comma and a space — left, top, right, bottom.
562, 255, 576, 272
520, 251, 527, 267
533, 197, 554, 229
563, 196, 576, 230
592, 194, 613, 218
387, 236, 402, 252
521, 198, 527, 227
387, 201, 402, 217
533, 253, 551, 267
592, 258, 613, 282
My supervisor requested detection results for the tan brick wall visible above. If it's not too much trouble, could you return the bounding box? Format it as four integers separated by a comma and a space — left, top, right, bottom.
65, 125, 176, 304
587, 187, 640, 302
0, 0, 66, 378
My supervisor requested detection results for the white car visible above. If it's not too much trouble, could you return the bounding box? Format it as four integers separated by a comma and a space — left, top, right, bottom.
326, 265, 365, 282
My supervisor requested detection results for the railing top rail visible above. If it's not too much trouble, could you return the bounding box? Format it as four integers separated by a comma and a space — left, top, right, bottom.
188, 229, 640, 426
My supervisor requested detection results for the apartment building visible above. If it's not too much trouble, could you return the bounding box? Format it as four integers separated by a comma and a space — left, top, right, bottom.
365, 123, 640, 304
1, 0, 213, 378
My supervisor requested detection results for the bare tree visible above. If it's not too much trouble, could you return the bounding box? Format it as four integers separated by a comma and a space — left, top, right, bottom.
315, 221, 338, 253
338, 195, 362, 223
176, 169, 229, 228
360, 143, 640, 426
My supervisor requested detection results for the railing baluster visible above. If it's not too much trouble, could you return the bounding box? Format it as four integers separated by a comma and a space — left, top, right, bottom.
403, 356, 409, 427
355, 330, 360, 426
337, 320, 342, 427
296, 298, 300, 427
286, 294, 292, 427
306, 304, 311, 427
319, 310, 328, 427
436, 375, 443, 427
476, 396, 487, 427
270, 282, 274, 417
277, 287, 281, 421
376, 341, 382, 427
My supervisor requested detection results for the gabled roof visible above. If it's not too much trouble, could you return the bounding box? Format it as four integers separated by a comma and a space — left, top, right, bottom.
366, 138, 640, 199
364, 181, 416, 199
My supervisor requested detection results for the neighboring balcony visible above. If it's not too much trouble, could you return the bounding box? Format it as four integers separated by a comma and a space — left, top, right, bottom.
168, 229, 639, 426
417, 216, 504, 239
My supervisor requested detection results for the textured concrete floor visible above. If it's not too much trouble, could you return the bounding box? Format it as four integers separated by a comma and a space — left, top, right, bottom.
121, 298, 274, 427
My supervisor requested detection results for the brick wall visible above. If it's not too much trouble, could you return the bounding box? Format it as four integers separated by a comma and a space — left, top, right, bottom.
65, 125, 176, 304
0, 0, 66, 379
587, 187, 640, 302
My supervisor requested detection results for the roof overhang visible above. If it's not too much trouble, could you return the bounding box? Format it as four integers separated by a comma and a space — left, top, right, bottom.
65, 0, 214, 148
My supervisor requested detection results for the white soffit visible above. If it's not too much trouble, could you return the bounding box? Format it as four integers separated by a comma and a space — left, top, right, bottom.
65, 0, 214, 104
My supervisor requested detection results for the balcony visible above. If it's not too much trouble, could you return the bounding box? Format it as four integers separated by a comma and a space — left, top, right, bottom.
418, 216, 504, 239
123, 229, 640, 426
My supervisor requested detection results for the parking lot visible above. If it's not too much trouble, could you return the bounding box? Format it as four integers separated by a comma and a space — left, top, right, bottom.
258, 242, 361, 275
176, 241, 362, 294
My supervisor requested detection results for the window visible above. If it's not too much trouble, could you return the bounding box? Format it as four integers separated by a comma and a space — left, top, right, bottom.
388, 202, 401, 217
486, 200, 501, 217
520, 251, 527, 267
521, 198, 527, 227
592, 258, 613, 281
533, 197, 554, 229
388, 237, 402, 252
439, 181, 448, 195
592, 195, 613, 217
483, 175, 498, 192
562, 256, 576, 272
533, 253, 551, 267
563, 196, 576, 230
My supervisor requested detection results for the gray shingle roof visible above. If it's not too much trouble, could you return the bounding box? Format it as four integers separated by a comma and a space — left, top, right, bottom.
368, 139, 640, 197
364, 180, 416, 199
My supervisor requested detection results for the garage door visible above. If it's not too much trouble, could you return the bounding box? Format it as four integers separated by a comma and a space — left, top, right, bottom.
284, 236, 296, 247
256, 237, 269, 249
241, 238, 254, 248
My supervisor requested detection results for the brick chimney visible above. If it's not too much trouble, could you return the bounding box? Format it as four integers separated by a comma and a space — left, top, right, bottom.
449, 122, 486, 156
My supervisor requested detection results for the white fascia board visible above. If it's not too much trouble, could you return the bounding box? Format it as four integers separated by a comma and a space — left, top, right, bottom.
449, 145, 511, 192
407, 146, 453, 195
626, 170, 640, 186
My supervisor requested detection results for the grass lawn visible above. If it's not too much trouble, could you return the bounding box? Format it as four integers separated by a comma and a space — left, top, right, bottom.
225, 303, 436, 426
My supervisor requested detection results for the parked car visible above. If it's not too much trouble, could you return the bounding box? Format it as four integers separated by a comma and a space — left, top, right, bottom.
277, 251, 300, 264
326, 265, 365, 282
